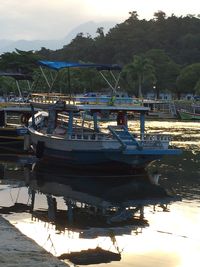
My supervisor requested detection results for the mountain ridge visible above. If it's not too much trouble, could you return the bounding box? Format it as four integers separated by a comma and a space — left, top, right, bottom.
0, 21, 116, 54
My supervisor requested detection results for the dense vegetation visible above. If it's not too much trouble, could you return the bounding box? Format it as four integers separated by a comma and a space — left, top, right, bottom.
0, 11, 200, 98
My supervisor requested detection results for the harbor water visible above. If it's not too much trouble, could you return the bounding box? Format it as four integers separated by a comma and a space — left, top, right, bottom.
0, 119, 200, 267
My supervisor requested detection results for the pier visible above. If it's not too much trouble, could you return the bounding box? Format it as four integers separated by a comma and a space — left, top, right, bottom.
0, 216, 68, 267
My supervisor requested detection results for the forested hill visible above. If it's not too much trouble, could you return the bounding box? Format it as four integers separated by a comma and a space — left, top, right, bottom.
38, 11, 200, 66
0, 11, 200, 98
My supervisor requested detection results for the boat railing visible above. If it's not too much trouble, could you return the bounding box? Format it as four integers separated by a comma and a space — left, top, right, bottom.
57, 113, 94, 129
139, 133, 171, 149
68, 132, 112, 141
74, 96, 138, 105
31, 94, 76, 105
31, 93, 142, 107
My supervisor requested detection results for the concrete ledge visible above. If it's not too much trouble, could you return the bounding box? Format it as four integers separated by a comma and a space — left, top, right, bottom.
0, 216, 68, 267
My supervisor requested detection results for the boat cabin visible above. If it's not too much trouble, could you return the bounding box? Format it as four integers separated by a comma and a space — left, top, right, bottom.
30, 100, 148, 140
0, 106, 32, 127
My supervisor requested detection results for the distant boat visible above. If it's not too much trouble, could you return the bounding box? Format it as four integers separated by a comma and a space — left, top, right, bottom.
75, 91, 139, 121
177, 107, 200, 120
143, 99, 177, 119
0, 72, 35, 151
75, 91, 139, 106
0, 105, 32, 150
0, 71, 33, 105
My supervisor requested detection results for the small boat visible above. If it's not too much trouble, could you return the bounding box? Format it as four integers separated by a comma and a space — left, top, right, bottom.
0, 106, 32, 150
27, 61, 181, 170
143, 99, 177, 119
0, 72, 35, 151
75, 91, 139, 106
75, 91, 139, 121
0, 71, 32, 106
177, 108, 200, 120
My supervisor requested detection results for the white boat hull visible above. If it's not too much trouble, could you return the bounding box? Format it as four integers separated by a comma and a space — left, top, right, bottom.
28, 127, 177, 169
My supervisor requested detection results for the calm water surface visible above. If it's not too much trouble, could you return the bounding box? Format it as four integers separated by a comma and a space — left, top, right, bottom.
0, 120, 200, 267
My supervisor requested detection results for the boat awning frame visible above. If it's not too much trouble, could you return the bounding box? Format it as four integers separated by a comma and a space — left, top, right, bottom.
38, 60, 122, 94
0, 72, 34, 100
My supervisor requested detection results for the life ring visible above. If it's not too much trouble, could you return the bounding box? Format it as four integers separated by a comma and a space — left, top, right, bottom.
36, 141, 45, 158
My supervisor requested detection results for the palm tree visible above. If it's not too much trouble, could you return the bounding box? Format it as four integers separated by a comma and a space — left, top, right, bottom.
124, 55, 156, 98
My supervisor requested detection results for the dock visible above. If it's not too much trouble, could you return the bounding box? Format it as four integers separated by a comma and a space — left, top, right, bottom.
0, 216, 68, 267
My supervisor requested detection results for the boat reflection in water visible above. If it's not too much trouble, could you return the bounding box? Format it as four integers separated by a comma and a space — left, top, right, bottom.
22, 161, 179, 265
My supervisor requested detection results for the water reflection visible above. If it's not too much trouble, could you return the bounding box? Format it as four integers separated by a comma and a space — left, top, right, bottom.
0, 159, 178, 266
27, 162, 175, 225
148, 150, 200, 201
1, 120, 200, 266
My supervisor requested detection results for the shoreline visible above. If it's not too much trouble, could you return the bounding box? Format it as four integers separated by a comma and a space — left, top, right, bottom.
0, 216, 68, 267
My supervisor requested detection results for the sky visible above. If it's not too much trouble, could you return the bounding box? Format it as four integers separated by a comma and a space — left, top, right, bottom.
0, 0, 199, 40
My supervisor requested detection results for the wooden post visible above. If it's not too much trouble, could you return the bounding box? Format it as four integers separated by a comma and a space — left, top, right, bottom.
68, 111, 73, 136
140, 112, 145, 138
93, 112, 99, 132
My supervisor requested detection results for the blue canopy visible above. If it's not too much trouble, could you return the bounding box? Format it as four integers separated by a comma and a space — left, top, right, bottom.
38, 60, 122, 71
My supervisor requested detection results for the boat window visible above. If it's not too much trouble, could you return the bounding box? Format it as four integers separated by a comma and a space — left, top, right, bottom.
83, 135, 89, 140
77, 134, 82, 139
6, 111, 24, 125
90, 134, 96, 140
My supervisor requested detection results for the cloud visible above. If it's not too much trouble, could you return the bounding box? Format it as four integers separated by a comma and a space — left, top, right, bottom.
0, 0, 198, 40
0, 0, 89, 40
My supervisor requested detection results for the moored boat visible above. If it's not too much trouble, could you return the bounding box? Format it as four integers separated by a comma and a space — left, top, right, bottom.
0, 72, 34, 151
177, 108, 200, 120
0, 106, 32, 150
143, 99, 177, 119
27, 60, 181, 170
27, 100, 181, 170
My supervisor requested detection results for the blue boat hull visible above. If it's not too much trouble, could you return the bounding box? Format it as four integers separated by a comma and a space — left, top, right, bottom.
38, 147, 177, 170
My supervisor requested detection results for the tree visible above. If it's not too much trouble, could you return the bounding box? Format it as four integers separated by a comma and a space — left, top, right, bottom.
34, 12, 200, 67
96, 27, 104, 38
52, 33, 96, 62
176, 63, 200, 96
194, 79, 200, 94
153, 11, 166, 21
145, 49, 180, 98
0, 49, 38, 74
0, 76, 15, 95
125, 11, 139, 24
123, 55, 156, 98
